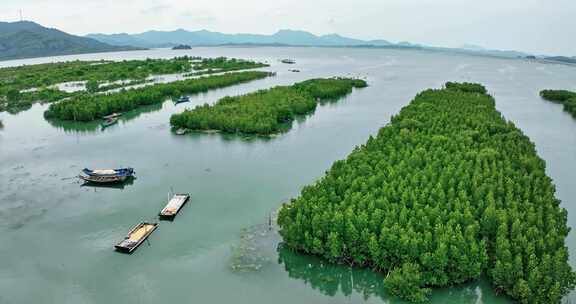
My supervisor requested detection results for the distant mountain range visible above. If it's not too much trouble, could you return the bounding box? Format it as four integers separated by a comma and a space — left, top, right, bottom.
86, 29, 535, 59
0, 21, 573, 63
86, 29, 395, 48
544, 56, 576, 64
0, 21, 141, 61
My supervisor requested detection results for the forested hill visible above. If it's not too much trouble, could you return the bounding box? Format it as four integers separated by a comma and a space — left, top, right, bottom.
0, 21, 141, 61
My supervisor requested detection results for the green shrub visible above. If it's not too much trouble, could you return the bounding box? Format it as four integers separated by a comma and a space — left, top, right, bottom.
384, 263, 430, 303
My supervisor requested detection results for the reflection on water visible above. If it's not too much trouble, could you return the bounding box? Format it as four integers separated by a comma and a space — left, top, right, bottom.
173, 128, 280, 143
278, 245, 388, 302
227, 217, 497, 303
46, 102, 164, 133
47, 118, 102, 134
80, 176, 136, 191
278, 244, 509, 303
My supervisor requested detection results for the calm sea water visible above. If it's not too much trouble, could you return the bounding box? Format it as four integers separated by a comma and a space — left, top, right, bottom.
1, 47, 576, 304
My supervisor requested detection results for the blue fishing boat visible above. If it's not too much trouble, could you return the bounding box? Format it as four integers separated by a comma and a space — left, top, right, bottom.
174, 96, 190, 104
82, 167, 135, 177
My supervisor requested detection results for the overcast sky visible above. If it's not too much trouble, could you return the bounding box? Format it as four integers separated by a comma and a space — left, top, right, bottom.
1, 0, 574, 55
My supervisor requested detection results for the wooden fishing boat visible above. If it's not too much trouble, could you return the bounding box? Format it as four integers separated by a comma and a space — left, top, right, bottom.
102, 113, 122, 120
82, 167, 135, 177
101, 117, 119, 129
79, 174, 128, 184
281, 59, 296, 64
159, 193, 190, 220
114, 222, 158, 253
174, 96, 190, 104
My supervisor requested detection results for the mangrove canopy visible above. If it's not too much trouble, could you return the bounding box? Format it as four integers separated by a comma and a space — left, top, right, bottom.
540, 89, 576, 117
278, 82, 575, 303
169, 78, 367, 135
44, 71, 273, 121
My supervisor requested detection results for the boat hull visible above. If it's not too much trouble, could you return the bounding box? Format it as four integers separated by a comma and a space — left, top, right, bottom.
79, 174, 128, 184
101, 118, 118, 129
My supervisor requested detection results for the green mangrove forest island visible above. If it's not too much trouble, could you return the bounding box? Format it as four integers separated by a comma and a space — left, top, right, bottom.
170, 78, 367, 134
278, 82, 575, 302
2, 49, 576, 304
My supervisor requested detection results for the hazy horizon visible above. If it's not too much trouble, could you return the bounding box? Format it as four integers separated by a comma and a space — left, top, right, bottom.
1, 0, 575, 56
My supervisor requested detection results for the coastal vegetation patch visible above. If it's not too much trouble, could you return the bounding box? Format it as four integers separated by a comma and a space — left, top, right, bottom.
170, 78, 367, 135
44, 71, 273, 121
540, 89, 576, 117
278, 83, 575, 302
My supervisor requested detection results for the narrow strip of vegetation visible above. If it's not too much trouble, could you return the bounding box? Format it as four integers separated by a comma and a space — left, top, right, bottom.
184, 57, 268, 76
278, 82, 575, 303
44, 71, 273, 121
170, 78, 367, 135
540, 89, 576, 117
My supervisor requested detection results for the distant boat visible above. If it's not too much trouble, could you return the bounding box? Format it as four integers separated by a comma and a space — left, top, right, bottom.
101, 117, 118, 129
174, 96, 190, 104
172, 44, 192, 50
289, 69, 300, 73
281, 59, 296, 64
175, 128, 187, 135
114, 222, 158, 253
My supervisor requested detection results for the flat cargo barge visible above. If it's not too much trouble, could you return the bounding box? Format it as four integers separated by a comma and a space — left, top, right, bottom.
114, 222, 158, 253
159, 194, 190, 220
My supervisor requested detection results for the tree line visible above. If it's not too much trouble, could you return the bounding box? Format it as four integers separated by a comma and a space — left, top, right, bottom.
170, 78, 367, 135
540, 89, 576, 117
278, 82, 575, 303
44, 71, 273, 121
184, 57, 268, 76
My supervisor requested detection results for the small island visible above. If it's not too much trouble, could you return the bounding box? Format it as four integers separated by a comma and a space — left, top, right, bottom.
172, 44, 192, 50
278, 82, 575, 303
540, 89, 576, 117
170, 77, 367, 135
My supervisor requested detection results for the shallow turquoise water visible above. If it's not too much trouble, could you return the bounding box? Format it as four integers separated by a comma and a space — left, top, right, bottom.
1, 47, 576, 303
